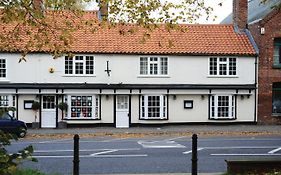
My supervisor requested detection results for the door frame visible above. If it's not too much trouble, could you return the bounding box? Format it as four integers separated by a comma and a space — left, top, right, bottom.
114, 95, 131, 128
41, 95, 58, 128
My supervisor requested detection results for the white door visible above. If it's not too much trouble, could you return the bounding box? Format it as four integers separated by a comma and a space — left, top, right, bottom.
116, 95, 129, 128
41, 95, 56, 128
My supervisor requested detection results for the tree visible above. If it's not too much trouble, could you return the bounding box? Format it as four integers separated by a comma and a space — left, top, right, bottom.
0, 0, 216, 59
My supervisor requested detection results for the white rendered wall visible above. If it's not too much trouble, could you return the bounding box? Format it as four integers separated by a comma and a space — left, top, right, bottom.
2, 53, 256, 85
17, 95, 38, 123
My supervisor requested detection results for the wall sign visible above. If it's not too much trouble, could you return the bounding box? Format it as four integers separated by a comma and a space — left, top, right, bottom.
24, 100, 34, 109
184, 100, 193, 109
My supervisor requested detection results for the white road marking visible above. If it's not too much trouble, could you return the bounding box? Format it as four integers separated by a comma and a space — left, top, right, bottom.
90, 149, 118, 156
203, 146, 279, 149
101, 138, 128, 142
165, 136, 187, 141
93, 154, 148, 158
33, 154, 148, 158
211, 153, 281, 156
183, 148, 204, 154
138, 140, 186, 148
268, 147, 281, 154
38, 139, 72, 144
34, 148, 140, 153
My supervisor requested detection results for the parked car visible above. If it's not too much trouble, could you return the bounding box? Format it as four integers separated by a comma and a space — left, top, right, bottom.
0, 113, 27, 138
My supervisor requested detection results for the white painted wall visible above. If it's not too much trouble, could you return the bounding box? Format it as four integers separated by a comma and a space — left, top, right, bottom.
2, 53, 256, 85
17, 95, 38, 123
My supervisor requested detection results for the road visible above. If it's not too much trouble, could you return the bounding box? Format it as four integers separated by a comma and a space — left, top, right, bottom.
8, 135, 281, 174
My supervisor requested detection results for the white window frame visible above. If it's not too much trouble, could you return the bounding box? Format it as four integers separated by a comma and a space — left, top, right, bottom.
208, 57, 237, 77
0, 58, 7, 78
64, 55, 95, 76
66, 95, 99, 119
0, 95, 16, 116
210, 95, 235, 120
139, 57, 168, 76
140, 95, 167, 120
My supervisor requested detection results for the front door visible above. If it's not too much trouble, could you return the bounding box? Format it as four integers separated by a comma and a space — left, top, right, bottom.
116, 95, 129, 128
41, 95, 56, 128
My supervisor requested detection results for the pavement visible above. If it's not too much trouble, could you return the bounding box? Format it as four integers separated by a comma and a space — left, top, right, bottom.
27, 124, 281, 138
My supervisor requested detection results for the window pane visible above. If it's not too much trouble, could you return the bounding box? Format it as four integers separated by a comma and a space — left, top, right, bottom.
273, 38, 281, 65
75, 62, 84, 74
273, 84, 281, 114
160, 57, 168, 75
229, 58, 237, 75
86, 56, 94, 74
65, 56, 73, 74
209, 58, 217, 75
140, 57, 148, 75
0, 95, 9, 107
0, 59, 6, 78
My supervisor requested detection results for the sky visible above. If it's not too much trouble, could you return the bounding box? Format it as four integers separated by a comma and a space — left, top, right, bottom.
197, 0, 233, 24
85, 0, 233, 24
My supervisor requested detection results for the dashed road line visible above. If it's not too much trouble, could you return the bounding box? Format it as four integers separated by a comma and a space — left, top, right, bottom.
183, 148, 204, 154
268, 147, 281, 154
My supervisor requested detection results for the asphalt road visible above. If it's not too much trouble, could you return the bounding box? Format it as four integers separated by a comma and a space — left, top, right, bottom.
8, 136, 281, 175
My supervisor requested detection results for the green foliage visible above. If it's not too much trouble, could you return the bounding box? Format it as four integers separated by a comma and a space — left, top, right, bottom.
0, 107, 16, 116
13, 169, 46, 175
0, 131, 37, 175
57, 102, 68, 112
31, 101, 40, 111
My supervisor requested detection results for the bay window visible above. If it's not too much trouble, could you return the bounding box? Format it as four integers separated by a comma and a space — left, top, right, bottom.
140, 95, 167, 120
66, 95, 99, 119
210, 95, 235, 119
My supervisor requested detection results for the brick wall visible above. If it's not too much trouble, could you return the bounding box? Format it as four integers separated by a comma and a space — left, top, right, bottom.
249, 10, 281, 124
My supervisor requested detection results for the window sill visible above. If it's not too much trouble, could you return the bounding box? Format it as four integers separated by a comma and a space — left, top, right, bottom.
62, 75, 96, 77
0, 79, 10, 82
64, 118, 100, 120
209, 117, 236, 120
272, 65, 281, 69
139, 118, 168, 120
138, 75, 170, 78
207, 75, 238, 78
272, 113, 281, 117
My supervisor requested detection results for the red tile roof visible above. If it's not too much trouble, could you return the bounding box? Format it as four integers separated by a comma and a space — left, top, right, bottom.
0, 11, 257, 56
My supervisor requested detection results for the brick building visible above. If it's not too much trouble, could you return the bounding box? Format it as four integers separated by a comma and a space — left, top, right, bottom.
249, 8, 281, 124
223, 0, 281, 124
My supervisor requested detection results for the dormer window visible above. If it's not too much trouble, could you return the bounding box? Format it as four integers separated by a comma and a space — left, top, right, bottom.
273, 38, 281, 68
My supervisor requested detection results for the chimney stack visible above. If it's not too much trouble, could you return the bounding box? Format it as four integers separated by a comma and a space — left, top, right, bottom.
33, 0, 43, 12
233, 0, 248, 31
99, 1, 108, 21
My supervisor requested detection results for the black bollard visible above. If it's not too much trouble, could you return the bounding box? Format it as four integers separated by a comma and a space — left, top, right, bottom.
73, 134, 80, 175
191, 134, 198, 175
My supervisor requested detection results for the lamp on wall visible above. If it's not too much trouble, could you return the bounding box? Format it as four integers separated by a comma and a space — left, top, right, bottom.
240, 95, 244, 100
173, 95, 177, 100
201, 95, 205, 100
106, 95, 110, 100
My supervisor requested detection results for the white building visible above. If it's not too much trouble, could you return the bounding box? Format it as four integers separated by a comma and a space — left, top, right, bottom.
0, 2, 258, 128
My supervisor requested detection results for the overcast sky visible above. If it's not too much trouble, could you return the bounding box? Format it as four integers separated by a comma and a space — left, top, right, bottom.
85, 0, 233, 24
